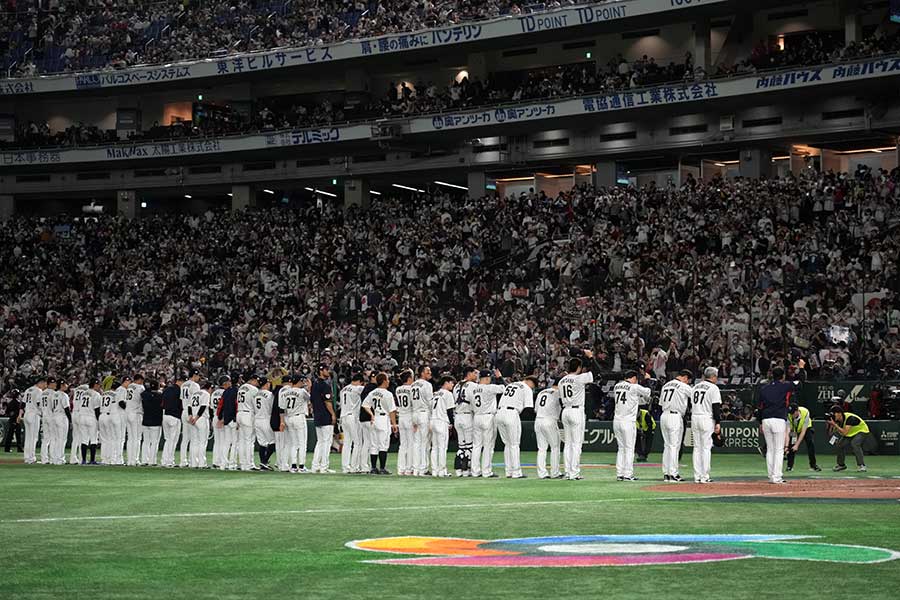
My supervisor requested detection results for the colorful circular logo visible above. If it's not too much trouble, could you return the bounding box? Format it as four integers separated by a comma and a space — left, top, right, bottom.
346, 535, 900, 567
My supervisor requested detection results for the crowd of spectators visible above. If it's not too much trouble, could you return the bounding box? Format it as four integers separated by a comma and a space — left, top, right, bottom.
6, 25, 900, 151
1, 166, 898, 408
0, 0, 589, 76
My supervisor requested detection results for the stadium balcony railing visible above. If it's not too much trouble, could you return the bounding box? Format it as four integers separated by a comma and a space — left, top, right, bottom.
0, 0, 714, 93
2, 50, 898, 160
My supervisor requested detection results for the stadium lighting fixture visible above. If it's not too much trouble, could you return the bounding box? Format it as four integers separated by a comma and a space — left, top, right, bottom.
227, 193, 233, 197
771, 156, 791, 161
837, 146, 895, 154
434, 180, 468, 190
370, 191, 382, 196
304, 187, 337, 197
184, 194, 192, 199
714, 163, 726, 167
392, 183, 424, 193
141, 202, 147, 208
494, 176, 535, 182
263, 189, 275, 194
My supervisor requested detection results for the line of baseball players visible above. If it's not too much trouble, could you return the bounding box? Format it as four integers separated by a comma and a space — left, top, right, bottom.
15, 359, 724, 482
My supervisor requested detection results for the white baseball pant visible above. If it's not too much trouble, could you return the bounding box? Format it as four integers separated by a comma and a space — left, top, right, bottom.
340, 416, 361, 473
691, 415, 714, 482
495, 409, 523, 477
312, 424, 334, 472
534, 417, 561, 478
50, 414, 68, 464
371, 418, 390, 453
40, 416, 52, 464
762, 418, 787, 483
98, 414, 116, 464
77, 413, 99, 446
613, 417, 637, 478
222, 422, 238, 469
179, 412, 192, 467
69, 415, 82, 464
236, 412, 256, 470
561, 407, 585, 479
191, 418, 209, 468
141, 425, 161, 465
412, 411, 430, 475
397, 414, 413, 474
471, 413, 496, 477
274, 430, 288, 471
23, 413, 40, 463
212, 421, 224, 467
125, 411, 143, 465
660, 412, 684, 477
430, 420, 450, 476
161, 414, 181, 467
286, 415, 307, 468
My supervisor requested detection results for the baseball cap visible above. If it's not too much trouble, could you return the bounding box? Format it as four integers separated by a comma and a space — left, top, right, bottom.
317, 363, 330, 373
218, 375, 231, 386
478, 369, 492, 378
678, 369, 694, 379
46, 377, 56, 384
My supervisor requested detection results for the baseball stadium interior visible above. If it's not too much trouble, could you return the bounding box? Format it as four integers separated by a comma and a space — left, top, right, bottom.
1, 1, 900, 599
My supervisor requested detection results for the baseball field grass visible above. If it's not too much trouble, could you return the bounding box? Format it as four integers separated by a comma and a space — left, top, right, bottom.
3, 452, 899, 599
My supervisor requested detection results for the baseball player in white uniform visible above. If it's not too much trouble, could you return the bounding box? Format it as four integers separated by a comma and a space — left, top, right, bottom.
254, 380, 277, 470
496, 377, 537, 478
691, 367, 722, 483
339, 374, 365, 474
112, 377, 131, 465
659, 370, 693, 482
362, 373, 398, 474
69, 384, 88, 464
534, 381, 563, 479
49, 381, 71, 465
161, 375, 184, 468
236, 375, 260, 471
394, 371, 415, 475
290, 377, 312, 472
98, 385, 122, 465
469, 369, 505, 478
559, 354, 594, 480
411, 366, 434, 476
39, 378, 57, 464
179, 372, 201, 468
452, 367, 477, 476
210, 381, 225, 468
188, 381, 212, 468
72, 380, 102, 465
278, 375, 306, 473
21, 377, 47, 464
125, 375, 145, 466
612, 370, 651, 481
429, 376, 455, 477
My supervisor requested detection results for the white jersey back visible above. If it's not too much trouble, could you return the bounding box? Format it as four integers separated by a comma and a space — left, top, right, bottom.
411, 379, 433, 413
660, 380, 692, 416
534, 388, 562, 420
454, 381, 475, 415
431, 389, 454, 423
395, 385, 413, 416
23, 386, 43, 415
558, 372, 593, 408
339, 384, 363, 418
469, 383, 505, 415
111, 387, 127, 415
498, 382, 534, 413
50, 390, 69, 414
126, 383, 145, 412
180, 380, 200, 412
254, 390, 274, 419
613, 381, 651, 420
690, 380, 721, 417
279, 387, 306, 417
236, 383, 258, 415
40, 389, 54, 416
74, 389, 101, 415
100, 390, 117, 414
210, 389, 224, 419
363, 388, 396, 415
189, 390, 210, 413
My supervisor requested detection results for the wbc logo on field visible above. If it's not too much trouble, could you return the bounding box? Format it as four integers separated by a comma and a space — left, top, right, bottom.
346, 535, 900, 567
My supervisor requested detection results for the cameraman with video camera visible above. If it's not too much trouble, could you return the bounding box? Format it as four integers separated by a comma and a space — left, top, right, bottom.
826, 405, 870, 472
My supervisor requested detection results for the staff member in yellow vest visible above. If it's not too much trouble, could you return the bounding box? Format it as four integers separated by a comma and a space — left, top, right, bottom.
635, 408, 656, 462
786, 403, 821, 472
826, 405, 869, 472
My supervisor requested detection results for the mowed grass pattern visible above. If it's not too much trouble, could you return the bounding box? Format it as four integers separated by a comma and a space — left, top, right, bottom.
3, 453, 900, 599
